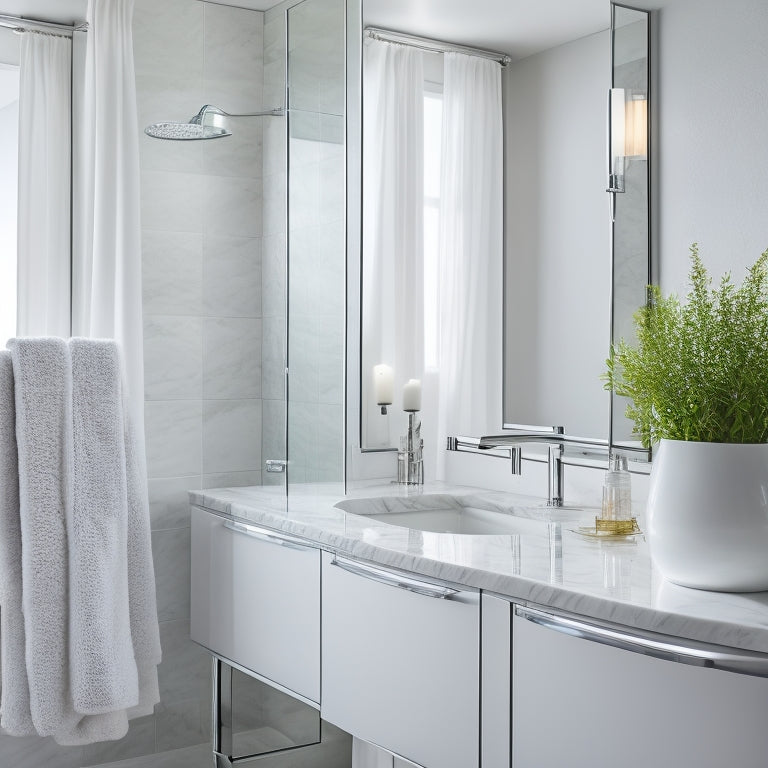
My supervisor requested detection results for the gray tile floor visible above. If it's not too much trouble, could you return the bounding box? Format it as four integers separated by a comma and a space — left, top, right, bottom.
87, 743, 212, 768
88, 722, 352, 768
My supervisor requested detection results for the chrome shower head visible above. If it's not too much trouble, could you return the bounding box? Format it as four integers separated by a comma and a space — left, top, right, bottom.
144, 105, 231, 141
144, 103, 284, 141
143, 122, 231, 140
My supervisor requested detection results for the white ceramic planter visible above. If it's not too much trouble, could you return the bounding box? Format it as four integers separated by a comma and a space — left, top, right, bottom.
647, 439, 768, 592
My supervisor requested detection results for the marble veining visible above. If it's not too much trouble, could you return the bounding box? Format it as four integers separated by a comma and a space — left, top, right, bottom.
190, 481, 768, 655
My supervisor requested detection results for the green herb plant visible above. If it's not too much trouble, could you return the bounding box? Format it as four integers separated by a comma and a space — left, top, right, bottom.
605, 243, 768, 447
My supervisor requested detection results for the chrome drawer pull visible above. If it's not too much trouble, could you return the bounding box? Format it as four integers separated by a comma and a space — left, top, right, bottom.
222, 520, 312, 552
331, 557, 458, 599
515, 605, 768, 678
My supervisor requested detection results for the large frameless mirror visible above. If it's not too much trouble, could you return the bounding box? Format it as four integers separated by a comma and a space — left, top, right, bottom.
353, 0, 652, 465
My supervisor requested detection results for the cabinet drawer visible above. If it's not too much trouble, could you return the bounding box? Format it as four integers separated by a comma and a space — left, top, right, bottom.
321, 551, 480, 768
190, 506, 320, 703
512, 607, 768, 768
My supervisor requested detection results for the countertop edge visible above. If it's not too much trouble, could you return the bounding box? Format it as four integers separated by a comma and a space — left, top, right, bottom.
189, 489, 768, 656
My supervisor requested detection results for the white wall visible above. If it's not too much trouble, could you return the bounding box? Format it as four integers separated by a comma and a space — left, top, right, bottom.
650, 0, 768, 292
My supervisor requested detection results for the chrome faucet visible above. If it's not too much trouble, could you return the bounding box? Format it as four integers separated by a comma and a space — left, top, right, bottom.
447, 429, 609, 507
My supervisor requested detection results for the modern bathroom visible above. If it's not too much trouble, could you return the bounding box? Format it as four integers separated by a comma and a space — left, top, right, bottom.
0, 0, 767, 767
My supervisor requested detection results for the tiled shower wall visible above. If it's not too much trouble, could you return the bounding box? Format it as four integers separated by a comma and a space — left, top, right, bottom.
138, 0, 265, 760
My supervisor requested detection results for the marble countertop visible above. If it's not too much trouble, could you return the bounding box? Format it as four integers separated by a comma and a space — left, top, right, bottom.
190, 481, 768, 655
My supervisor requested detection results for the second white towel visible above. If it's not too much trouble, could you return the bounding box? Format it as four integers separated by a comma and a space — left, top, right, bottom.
69, 338, 139, 715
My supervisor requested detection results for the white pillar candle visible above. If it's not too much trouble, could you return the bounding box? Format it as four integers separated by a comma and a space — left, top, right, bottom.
373, 364, 394, 405
403, 378, 422, 412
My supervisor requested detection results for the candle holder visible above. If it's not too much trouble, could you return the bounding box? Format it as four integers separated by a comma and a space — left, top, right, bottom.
398, 412, 424, 485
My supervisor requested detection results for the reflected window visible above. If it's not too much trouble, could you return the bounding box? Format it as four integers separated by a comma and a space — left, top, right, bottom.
423, 87, 442, 370
0, 63, 18, 346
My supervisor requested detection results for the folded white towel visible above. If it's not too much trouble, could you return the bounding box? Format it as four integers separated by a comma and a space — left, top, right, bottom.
68, 338, 138, 715
9, 337, 76, 737
0, 350, 34, 736
9, 337, 129, 745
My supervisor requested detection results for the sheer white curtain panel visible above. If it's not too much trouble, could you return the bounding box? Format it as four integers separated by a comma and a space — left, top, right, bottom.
16, 31, 71, 338
361, 38, 424, 448
73, 0, 145, 447
435, 52, 503, 478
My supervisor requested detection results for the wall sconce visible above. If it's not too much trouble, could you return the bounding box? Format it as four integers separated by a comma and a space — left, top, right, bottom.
625, 93, 647, 158
607, 87, 626, 193
607, 89, 648, 195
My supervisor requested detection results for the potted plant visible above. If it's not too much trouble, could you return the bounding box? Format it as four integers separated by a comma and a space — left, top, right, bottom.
605, 243, 768, 591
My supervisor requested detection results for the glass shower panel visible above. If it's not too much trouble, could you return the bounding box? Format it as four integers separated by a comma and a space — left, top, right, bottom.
261, 6, 289, 493
286, 0, 346, 489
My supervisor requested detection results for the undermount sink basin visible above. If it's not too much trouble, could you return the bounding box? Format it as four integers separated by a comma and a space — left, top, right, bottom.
335, 495, 566, 536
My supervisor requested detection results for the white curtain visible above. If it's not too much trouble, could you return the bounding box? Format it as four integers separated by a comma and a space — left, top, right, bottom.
17, 31, 71, 338
361, 38, 424, 448
435, 53, 503, 477
73, 0, 145, 447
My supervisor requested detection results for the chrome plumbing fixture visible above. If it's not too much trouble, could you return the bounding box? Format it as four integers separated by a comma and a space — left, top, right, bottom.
447, 428, 611, 507
144, 104, 285, 141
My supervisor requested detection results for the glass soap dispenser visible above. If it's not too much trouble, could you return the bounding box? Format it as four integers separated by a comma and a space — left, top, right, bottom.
597, 455, 638, 535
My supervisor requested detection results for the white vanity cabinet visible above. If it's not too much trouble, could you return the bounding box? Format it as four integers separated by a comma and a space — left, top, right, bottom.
190, 506, 321, 704
512, 605, 768, 768
321, 551, 480, 768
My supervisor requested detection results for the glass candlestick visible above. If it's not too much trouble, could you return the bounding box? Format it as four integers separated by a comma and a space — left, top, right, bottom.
398, 412, 424, 485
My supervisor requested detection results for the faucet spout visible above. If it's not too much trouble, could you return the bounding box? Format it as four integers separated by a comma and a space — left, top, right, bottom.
447, 427, 608, 507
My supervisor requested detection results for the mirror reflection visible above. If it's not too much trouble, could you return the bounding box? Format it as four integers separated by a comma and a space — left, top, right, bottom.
360, 18, 505, 457
358, 0, 650, 463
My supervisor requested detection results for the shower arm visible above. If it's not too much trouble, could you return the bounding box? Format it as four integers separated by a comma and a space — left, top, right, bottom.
192, 104, 285, 124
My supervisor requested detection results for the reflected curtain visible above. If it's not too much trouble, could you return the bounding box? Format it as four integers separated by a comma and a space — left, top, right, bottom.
361, 38, 424, 448
435, 53, 503, 477
73, 0, 145, 448
16, 31, 71, 338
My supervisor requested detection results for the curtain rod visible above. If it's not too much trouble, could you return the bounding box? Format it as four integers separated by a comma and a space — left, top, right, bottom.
364, 26, 511, 67
0, 13, 88, 36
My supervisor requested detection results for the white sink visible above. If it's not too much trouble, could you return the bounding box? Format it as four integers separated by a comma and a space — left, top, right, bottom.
335, 495, 565, 536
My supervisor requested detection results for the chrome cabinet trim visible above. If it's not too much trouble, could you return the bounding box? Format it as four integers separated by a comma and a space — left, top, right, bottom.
331, 557, 459, 599
515, 605, 768, 677
222, 520, 313, 552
